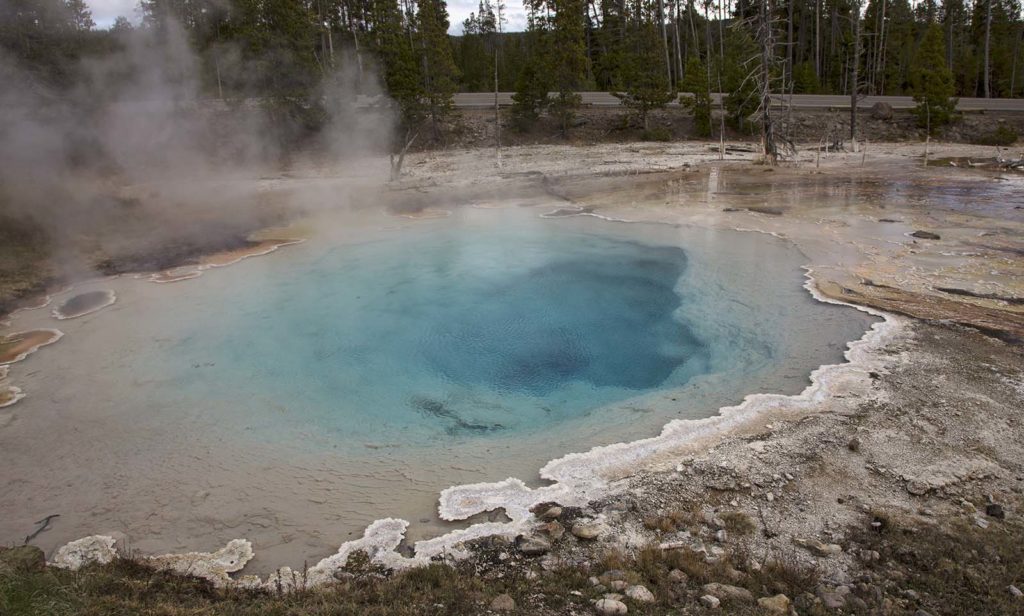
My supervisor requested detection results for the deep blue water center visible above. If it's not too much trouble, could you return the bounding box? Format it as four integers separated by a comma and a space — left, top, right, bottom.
422, 250, 696, 394
194, 224, 712, 443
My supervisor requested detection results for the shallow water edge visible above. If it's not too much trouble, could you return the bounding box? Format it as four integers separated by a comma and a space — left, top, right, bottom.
38, 209, 901, 590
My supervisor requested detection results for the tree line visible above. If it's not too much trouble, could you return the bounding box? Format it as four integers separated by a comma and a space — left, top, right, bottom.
2, 0, 1021, 149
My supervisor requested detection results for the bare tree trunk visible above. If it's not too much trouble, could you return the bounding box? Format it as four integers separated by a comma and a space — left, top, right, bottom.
1012, 27, 1022, 97
718, 0, 727, 159
674, 0, 684, 83
759, 0, 777, 164
495, 51, 501, 160
983, 0, 992, 97
850, 0, 860, 145
659, 0, 673, 87
876, 0, 886, 94
390, 130, 419, 180
787, 0, 794, 85
815, 0, 821, 79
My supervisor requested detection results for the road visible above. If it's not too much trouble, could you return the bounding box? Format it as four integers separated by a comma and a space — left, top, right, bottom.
453, 92, 1024, 111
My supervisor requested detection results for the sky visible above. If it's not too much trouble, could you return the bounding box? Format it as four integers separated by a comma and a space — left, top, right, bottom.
86, 0, 528, 34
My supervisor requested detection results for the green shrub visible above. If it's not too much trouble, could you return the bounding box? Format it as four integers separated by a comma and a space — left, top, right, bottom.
641, 127, 672, 142
972, 125, 1019, 146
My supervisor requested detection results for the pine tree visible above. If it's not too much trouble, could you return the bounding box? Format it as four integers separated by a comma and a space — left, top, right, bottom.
510, 54, 552, 129
548, 0, 588, 135
416, 0, 460, 141
910, 23, 957, 132
615, 21, 676, 132
680, 55, 711, 137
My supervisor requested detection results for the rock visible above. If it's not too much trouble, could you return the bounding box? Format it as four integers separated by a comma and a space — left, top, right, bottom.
975, 516, 990, 529
0, 545, 46, 572
667, 569, 689, 584
1009, 584, 1023, 598
594, 598, 628, 615
148, 539, 254, 588
600, 569, 627, 583
910, 230, 941, 240
490, 594, 515, 611
542, 520, 565, 540
603, 593, 624, 601
625, 585, 655, 603
517, 535, 551, 556
51, 535, 118, 570
609, 580, 629, 591
766, 492, 775, 502
915, 610, 935, 616
714, 529, 728, 543
539, 506, 563, 521
572, 521, 607, 540
701, 583, 755, 603
703, 512, 726, 529
757, 594, 791, 614
700, 595, 721, 608
986, 503, 1005, 519
870, 102, 894, 120
848, 437, 862, 452
848, 596, 869, 611
794, 538, 843, 557
818, 591, 846, 610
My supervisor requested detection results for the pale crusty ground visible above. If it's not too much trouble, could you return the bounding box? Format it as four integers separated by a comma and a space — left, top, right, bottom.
3, 141, 1023, 611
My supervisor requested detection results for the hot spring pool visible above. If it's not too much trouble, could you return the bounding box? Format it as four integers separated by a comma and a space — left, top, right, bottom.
0, 205, 877, 571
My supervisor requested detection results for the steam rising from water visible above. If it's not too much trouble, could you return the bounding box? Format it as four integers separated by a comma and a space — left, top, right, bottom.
0, 20, 394, 284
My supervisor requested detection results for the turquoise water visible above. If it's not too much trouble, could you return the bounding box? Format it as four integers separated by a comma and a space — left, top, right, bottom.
0, 206, 879, 569
179, 224, 714, 443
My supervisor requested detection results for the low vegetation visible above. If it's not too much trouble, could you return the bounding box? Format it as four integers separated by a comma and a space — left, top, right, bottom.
5, 504, 1021, 615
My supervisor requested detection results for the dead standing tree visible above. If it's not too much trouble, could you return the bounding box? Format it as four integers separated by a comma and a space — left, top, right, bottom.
736, 0, 792, 165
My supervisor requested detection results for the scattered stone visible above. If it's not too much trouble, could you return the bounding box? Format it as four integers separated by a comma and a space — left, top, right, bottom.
915, 610, 935, 616
766, 492, 775, 502
609, 580, 629, 591
594, 598, 628, 615
986, 503, 1005, 519
848, 596, 869, 611
0, 545, 45, 572
910, 230, 941, 240
699, 595, 721, 609
572, 521, 606, 540
625, 585, 655, 603
703, 512, 726, 528
600, 569, 627, 583
701, 583, 755, 603
539, 506, 563, 521
757, 594, 792, 614
714, 529, 728, 543
51, 535, 118, 570
818, 590, 846, 610
542, 520, 565, 540
603, 593, 624, 601
795, 538, 843, 557
871, 102, 894, 120
848, 437, 862, 452
589, 576, 601, 586
490, 594, 515, 612
975, 516, 990, 529
906, 459, 999, 495
902, 589, 920, 601
1009, 585, 1023, 598
667, 569, 688, 584
517, 535, 551, 556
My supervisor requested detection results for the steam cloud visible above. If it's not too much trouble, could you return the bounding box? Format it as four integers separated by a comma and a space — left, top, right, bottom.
0, 20, 395, 282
